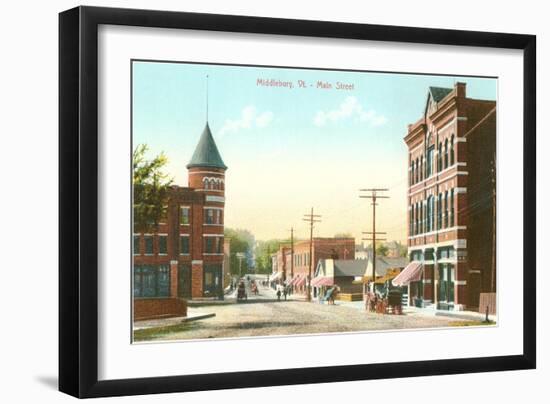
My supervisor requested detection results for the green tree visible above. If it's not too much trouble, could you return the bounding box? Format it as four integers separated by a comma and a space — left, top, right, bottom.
254, 239, 287, 274
334, 232, 353, 239
225, 228, 255, 275
376, 243, 389, 257
133, 144, 173, 232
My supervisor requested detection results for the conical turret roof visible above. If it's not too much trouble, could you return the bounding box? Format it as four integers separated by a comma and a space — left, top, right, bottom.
187, 122, 227, 170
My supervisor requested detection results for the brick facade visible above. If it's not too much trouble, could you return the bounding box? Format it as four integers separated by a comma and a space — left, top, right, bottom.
133, 123, 227, 320
404, 83, 496, 311
271, 238, 355, 293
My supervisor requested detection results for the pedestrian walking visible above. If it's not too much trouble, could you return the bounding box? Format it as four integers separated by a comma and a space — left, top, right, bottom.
283, 286, 288, 301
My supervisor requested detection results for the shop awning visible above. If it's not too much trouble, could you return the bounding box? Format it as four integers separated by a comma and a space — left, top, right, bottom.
392, 262, 422, 287
288, 274, 298, 285
294, 274, 306, 287
310, 276, 321, 287
269, 272, 282, 282
312, 276, 334, 287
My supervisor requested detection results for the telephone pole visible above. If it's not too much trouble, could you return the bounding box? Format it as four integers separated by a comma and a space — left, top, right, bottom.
360, 189, 389, 293
302, 208, 321, 302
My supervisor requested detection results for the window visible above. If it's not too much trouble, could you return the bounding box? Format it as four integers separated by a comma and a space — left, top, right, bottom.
450, 135, 455, 165
411, 250, 423, 261
133, 235, 140, 255
444, 191, 449, 228
450, 188, 455, 226
427, 196, 434, 232
437, 193, 442, 230
144, 235, 153, 255
420, 156, 423, 181
415, 203, 419, 235
205, 209, 214, 224
134, 265, 170, 298
418, 201, 424, 234
410, 160, 414, 185
204, 236, 223, 254
179, 235, 190, 254
444, 139, 449, 169
411, 204, 416, 236
180, 207, 190, 225
204, 208, 222, 225
426, 146, 434, 177
415, 158, 419, 183
448, 266, 455, 303
159, 205, 168, 224
159, 235, 168, 255
410, 205, 414, 236
437, 142, 443, 172
438, 264, 455, 303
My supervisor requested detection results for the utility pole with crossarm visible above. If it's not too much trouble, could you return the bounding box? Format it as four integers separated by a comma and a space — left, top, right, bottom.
302, 208, 321, 302
360, 189, 389, 294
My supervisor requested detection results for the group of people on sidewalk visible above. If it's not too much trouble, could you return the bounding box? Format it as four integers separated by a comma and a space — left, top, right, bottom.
276, 283, 291, 301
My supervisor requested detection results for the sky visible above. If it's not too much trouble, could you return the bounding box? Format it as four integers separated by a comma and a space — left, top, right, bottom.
132, 61, 497, 244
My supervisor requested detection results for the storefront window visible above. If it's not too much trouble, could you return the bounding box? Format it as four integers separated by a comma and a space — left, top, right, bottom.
448, 265, 455, 303
134, 265, 170, 298
438, 266, 447, 301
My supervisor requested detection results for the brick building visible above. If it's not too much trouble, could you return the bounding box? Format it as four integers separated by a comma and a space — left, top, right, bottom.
271, 238, 355, 293
395, 83, 496, 311
133, 122, 227, 319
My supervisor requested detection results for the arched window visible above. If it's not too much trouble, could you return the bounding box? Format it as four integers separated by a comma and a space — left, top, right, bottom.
450, 135, 455, 166
450, 188, 455, 226
420, 156, 423, 181
410, 204, 414, 236
437, 193, 442, 230
444, 190, 448, 228
419, 200, 423, 234
413, 203, 417, 235
444, 139, 449, 169
416, 202, 421, 234
427, 196, 434, 232
438, 142, 442, 172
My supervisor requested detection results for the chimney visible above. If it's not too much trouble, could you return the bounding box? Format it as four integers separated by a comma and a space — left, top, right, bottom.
455, 82, 466, 98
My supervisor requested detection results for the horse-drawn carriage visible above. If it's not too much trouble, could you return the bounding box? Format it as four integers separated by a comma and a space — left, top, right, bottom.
237, 281, 247, 301
365, 289, 403, 315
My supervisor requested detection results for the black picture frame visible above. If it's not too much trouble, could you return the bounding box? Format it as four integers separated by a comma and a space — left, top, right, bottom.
59, 5, 536, 398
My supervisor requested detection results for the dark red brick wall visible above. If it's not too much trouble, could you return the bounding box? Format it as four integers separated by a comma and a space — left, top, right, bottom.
134, 298, 187, 321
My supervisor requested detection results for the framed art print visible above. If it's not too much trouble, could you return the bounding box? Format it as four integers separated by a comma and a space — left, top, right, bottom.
59, 6, 536, 398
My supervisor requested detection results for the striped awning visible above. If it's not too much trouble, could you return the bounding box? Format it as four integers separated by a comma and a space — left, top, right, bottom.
293, 274, 306, 287
269, 272, 282, 282
311, 276, 334, 287
392, 262, 422, 287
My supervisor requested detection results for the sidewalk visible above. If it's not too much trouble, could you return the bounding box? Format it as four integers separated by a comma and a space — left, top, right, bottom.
134, 310, 216, 331
334, 298, 496, 322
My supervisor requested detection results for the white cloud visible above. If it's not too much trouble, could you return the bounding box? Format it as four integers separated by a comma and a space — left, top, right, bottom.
313, 96, 387, 127
255, 111, 274, 128
219, 106, 273, 136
